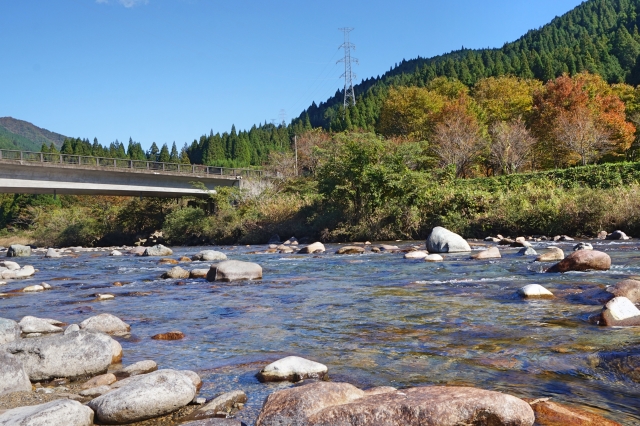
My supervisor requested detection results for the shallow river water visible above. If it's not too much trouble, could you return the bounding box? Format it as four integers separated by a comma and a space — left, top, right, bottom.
1, 239, 640, 425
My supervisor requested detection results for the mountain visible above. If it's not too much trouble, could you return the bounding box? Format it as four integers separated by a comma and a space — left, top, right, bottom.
0, 117, 66, 152
298, 0, 640, 130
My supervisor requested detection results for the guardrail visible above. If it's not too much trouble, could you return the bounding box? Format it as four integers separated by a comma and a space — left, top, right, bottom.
0, 149, 266, 179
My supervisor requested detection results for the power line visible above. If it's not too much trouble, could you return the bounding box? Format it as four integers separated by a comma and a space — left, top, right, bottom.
337, 27, 358, 109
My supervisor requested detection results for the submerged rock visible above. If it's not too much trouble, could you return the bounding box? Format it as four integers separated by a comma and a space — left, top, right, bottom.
191, 250, 228, 262
0, 399, 94, 426
426, 227, 471, 253
257, 356, 328, 382
471, 246, 501, 260
152, 330, 185, 340
4, 330, 114, 381
0, 351, 32, 396
79, 313, 130, 336
88, 369, 197, 424
206, 260, 262, 282
255, 382, 535, 426
601, 297, 640, 326
546, 250, 611, 273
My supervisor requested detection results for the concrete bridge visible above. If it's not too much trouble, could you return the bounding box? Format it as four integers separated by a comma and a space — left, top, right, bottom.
0, 149, 266, 197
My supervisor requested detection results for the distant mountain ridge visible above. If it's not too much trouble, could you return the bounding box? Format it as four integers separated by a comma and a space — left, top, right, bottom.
0, 117, 66, 152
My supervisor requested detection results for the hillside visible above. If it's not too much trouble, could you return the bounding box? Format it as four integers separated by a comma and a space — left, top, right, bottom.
299, 0, 640, 130
0, 117, 66, 152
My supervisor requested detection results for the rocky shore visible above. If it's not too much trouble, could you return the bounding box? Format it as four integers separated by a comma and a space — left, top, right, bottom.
0, 228, 636, 425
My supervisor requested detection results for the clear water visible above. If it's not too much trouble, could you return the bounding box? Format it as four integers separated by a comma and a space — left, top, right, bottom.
1, 240, 639, 425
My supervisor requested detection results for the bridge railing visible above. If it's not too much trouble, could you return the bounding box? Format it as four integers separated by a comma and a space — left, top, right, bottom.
0, 149, 266, 179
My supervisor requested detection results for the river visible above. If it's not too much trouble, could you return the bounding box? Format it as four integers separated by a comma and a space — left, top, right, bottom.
1, 239, 639, 425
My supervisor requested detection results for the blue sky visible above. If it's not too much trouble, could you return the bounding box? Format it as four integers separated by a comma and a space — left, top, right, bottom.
0, 0, 583, 150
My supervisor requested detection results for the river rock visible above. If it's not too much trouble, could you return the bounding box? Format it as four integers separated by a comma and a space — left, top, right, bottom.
535, 247, 565, 262
45, 248, 62, 258
181, 419, 245, 426
601, 297, 640, 326
426, 227, 471, 253
109, 250, 123, 256
184, 390, 248, 421
15, 265, 36, 278
19, 316, 64, 334
336, 246, 365, 255
79, 313, 130, 336
206, 260, 262, 282
162, 266, 190, 279
597, 230, 608, 239
158, 258, 179, 265
7, 244, 31, 257
130, 246, 146, 255
192, 250, 228, 262
268, 234, 281, 244
404, 250, 429, 259
546, 250, 611, 273
518, 247, 538, 256
180, 370, 202, 392
606, 279, 640, 303
528, 398, 621, 426
606, 230, 630, 240
257, 356, 328, 382
65, 324, 80, 334
82, 373, 117, 389
573, 242, 593, 251
518, 284, 554, 299
0, 260, 20, 270
255, 382, 535, 426
0, 317, 20, 344
471, 246, 501, 259
0, 351, 32, 396
0, 399, 94, 426
298, 242, 325, 254
379, 245, 400, 251
88, 369, 197, 424
190, 268, 209, 279
3, 330, 114, 381
111, 338, 123, 363
23, 284, 44, 292
114, 360, 158, 378
152, 330, 185, 340
79, 385, 112, 397
143, 244, 173, 257
425, 254, 444, 262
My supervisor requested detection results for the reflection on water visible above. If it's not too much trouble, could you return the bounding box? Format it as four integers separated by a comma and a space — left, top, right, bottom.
1, 240, 640, 424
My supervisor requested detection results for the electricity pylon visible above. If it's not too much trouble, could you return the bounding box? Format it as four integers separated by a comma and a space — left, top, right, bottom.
337, 27, 358, 108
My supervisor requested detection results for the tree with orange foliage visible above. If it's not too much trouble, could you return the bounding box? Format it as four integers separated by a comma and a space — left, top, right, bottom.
530, 72, 635, 168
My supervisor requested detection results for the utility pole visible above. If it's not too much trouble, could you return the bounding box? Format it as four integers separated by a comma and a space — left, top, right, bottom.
337, 27, 358, 109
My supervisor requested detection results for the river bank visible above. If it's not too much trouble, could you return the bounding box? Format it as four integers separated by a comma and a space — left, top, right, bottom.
0, 237, 639, 424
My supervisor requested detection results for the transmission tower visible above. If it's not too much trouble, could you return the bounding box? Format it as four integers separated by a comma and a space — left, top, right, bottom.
337, 27, 358, 108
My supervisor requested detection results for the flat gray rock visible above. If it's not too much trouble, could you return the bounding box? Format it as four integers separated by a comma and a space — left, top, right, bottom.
426, 227, 471, 253
3, 330, 114, 381
143, 244, 173, 257
0, 399, 93, 426
79, 313, 130, 336
191, 250, 228, 262
257, 356, 328, 382
0, 351, 32, 396
19, 316, 64, 335
7, 244, 31, 257
88, 369, 197, 424
206, 260, 262, 282
114, 359, 158, 379
184, 390, 247, 421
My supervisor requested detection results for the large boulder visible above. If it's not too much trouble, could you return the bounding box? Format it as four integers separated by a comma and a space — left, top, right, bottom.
546, 250, 611, 273
45, 248, 62, 258
298, 242, 325, 254
161, 266, 190, 279
0, 399, 94, 426
528, 399, 621, 426
0, 261, 20, 270
3, 330, 114, 381
88, 369, 197, 424
426, 227, 471, 253
7, 244, 31, 257
606, 230, 630, 240
256, 382, 535, 426
535, 247, 565, 262
0, 351, 32, 396
601, 297, 640, 326
191, 250, 228, 262
190, 268, 209, 279
142, 244, 173, 257
257, 356, 328, 382
606, 279, 640, 304
0, 317, 20, 344
206, 260, 262, 282
79, 313, 130, 336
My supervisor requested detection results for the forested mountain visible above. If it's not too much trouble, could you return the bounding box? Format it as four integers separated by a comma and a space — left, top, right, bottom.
298, 0, 640, 131
0, 117, 66, 152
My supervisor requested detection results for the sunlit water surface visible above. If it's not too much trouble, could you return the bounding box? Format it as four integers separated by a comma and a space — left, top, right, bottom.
1, 240, 640, 424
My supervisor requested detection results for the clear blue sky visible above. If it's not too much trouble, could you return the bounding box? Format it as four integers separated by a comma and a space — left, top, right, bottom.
0, 0, 584, 150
